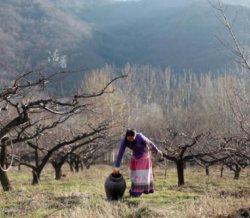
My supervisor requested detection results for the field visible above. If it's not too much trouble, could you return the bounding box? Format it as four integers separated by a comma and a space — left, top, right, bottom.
0, 164, 249, 218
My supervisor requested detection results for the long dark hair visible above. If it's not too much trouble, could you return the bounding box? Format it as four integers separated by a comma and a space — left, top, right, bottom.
125, 129, 136, 137
125, 129, 136, 143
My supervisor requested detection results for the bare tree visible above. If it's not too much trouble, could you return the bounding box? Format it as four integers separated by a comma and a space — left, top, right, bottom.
50, 137, 111, 180
0, 136, 12, 191
209, 0, 250, 72
208, 1, 250, 180
0, 70, 127, 189
157, 128, 218, 186
19, 123, 107, 184
219, 136, 250, 179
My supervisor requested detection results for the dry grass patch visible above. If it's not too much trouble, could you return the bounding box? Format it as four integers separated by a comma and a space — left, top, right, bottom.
185, 195, 250, 218
0, 165, 249, 217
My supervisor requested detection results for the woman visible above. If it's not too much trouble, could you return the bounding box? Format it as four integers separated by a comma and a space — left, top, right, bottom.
113, 129, 163, 197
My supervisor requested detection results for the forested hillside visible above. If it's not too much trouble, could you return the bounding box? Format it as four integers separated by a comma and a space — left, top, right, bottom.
1, 0, 250, 87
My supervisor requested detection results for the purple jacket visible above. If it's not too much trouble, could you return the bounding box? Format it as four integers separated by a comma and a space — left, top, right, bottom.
114, 133, 160, 168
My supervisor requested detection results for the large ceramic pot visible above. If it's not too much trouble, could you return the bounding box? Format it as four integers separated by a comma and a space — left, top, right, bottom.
104, 173, 126, 200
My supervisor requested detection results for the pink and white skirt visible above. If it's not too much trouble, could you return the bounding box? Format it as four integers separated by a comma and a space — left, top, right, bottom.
129, 153, 154, 196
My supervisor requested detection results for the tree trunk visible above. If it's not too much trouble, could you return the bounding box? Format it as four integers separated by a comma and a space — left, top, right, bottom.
32, 170, 40, 185
164, 159, 168, 179
183, 161, 187, 170
80, 162, 84, 171
52, 162, 63, 180
34, 148, 39, 168
234, 168, 241, 180
176, 160, 185, 186
75, 162, 80, 172
220, 165, 224, 178
0, 170, 11, 191
69, 162, 74, 172
205, 165, 209, 176
55, 166, 62, 180
51, 160, 64, 180
0, 144, 12, 191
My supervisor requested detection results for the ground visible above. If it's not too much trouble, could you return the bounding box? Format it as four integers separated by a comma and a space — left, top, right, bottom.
0, 164, 249, 218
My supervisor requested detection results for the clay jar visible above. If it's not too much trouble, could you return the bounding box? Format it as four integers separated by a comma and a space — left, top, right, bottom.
104, 173, 126, 200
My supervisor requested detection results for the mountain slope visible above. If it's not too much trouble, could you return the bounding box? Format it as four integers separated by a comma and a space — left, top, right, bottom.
1, 0, 250, 84
0, 0, 92, 78
80, 0, 250, 72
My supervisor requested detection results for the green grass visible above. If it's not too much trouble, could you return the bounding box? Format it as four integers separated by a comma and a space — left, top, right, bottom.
0, 164, 249, 217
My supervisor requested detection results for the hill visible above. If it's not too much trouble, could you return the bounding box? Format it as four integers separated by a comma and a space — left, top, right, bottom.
1, 0, 250, 88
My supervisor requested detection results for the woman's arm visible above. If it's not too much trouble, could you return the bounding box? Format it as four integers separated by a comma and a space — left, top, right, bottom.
140, 133, 162, 154
114, 139, 126, 168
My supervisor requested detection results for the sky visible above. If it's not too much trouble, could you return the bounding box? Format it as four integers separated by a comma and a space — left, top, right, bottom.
114, 0, 250, 6
114, 0, 141, 1
223, 0, 250, 7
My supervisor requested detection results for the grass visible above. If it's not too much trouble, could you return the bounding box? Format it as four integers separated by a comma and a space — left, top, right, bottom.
0, 164, 249, 217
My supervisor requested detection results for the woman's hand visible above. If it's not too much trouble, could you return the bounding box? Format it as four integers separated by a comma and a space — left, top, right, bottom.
157, 150, 163, 157
112, 168, 120, 175
157, 150, 164, 162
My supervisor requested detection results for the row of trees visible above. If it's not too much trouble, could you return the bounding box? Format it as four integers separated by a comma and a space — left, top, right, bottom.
1, 67, 250, 190
0, 70, 127, 190
0, 0, 249, 191
74, 61, 250, 186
